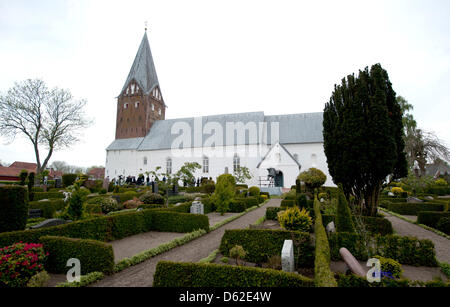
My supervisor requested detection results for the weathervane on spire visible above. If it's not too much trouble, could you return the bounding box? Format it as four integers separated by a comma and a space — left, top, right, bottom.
145, 21, 148, 32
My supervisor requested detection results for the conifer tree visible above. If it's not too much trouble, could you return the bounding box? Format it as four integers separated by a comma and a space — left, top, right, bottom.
323, 64, 407, 216
335, 188, 356, 233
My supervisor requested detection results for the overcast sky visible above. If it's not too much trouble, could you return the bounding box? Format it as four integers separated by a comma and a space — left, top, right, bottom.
0, 0, 449, 168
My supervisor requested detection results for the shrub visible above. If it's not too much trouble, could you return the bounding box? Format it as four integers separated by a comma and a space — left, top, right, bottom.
437, 217, 450, 235
153, 261, 314, 287
219, 229, 314, 267
40, 236, 114, 275
313, 196, 338, 287
248, 186, 260, 197
27, 270, 50, 287
336, 189, 356, 233
99, 188, 107, 195
373, 255, 402, 279
66, 183, 90, 220
391, 187, 405, 196
33, 192, 65, 201
201, 183, 215, 194
150, 211, 209, 233
0, 242, 48, 287
62, 174, 78, 188
229, 245, 247, 265
0, 186, 29, 232
280, 199, 295, 208
266, 207, 284, 220
417, 211, 450, 229
123, 197, 144, 209
435, 178, 448, 186
211, 174, 236, 215
28, 199, 66, 219
98, 197, 120, 214
228, 199, 246, 213
297, 168, 327, 191
278, 207, 312, 232
85, 204, 102, 214
139, 192, 164, 205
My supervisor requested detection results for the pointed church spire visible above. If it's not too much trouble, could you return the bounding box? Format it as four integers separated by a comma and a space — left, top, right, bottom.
120, 31, 160, 97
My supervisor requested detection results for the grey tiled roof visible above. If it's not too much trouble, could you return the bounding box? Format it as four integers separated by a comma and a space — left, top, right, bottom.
106, 111, 324, 151
119, 32, 160, 97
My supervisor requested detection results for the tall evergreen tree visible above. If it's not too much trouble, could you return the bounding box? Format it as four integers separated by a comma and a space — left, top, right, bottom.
323, 64, 407, 216
335, 188, 356, 233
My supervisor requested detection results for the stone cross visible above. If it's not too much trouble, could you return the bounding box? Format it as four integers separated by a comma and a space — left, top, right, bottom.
281, 240, 294, 273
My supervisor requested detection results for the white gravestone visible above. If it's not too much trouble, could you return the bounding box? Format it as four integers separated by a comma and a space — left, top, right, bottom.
281, 240, 294, 273
326, 221, 336, 233
190, 201, 204, 215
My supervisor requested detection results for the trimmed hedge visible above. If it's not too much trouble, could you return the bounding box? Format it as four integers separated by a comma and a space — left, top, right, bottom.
280, 199, 295, 208
0, 209, 209, 247
229, 199, 246, 213
266, 207, 284, 220
219, 229, 314, 267
28, 199, 66, 218
387, 202, 444, 215
0, 186, 29, 232
335, 191, 355, 233
153, 261, 314, 287
33, 192, 65, 201
313, 197, 337, 287
417, 211, 450, 229
40, 235, 114, 275
328, 232, 438, 266
322, 215, 393, 235
62, 174, 78, 187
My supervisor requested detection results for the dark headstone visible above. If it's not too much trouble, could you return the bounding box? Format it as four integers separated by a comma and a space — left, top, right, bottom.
55, 178, 62, 188
30, 218, 68, 229
28, 209, 43, 219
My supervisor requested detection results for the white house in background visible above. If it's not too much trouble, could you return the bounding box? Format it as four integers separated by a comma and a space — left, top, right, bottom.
105, 31, 333, 189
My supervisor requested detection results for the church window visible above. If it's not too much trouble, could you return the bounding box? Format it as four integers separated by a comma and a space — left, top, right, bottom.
293, 154, 299, 162
311, 154, 317, 167
158, 108, 161, 115
203, 156, 209, 173
166, 157, 172, 174
124, 103, 129, 109
135, 101, 140, 108
152, 103, 154, 111
233, 154, 240, 172
143, 157, 147, 165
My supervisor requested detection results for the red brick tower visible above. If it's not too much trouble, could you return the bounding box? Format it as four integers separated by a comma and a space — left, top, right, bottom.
115, 31, 166, 139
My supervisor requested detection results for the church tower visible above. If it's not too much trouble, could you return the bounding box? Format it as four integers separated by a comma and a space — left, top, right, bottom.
115, 31, 166, 139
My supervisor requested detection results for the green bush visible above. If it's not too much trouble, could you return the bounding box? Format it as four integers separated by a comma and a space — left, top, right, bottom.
417, 211, 450, 229
27, 270, 50, 287
280, 199, 295, 208
228, 199, 246, 213
436, 217, 450, 235
0, 186, 29, 232
211, 174, 236, 215
321, 215, 393, 235
328, 232, 438, 266
335, 189, 356, 233
201, 183, 216, 194
388, 202, 444, 215
313, 197, 338, 287
139, 192, 164, 205
153, 261, 314, 287
248, 186, 260, 197
260, 191, 270, 198
28, 199, 66, 219
277, 207, 312, 232
298, 168, 327, 191
85, 204, 102, 214
33, 192, 65, 201
98, 197, 120, 214
219, 229, 314, 267
335, 274, 411, 287
62, 174, 78, 188
296, 193, 308, 208
31, 187, 45, 193
40, 236, 114, 275
266, 207, 284, 220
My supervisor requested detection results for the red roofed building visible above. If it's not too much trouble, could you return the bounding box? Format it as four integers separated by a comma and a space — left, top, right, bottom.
0, 161, 63, 181
87, 167, 105, 180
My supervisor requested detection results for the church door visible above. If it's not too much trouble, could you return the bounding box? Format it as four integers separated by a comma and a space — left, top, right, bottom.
274, 171, 284, 187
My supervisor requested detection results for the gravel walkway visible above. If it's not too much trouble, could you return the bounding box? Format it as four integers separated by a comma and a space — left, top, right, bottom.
90, 199, 281, 287
383, 212, 450, 263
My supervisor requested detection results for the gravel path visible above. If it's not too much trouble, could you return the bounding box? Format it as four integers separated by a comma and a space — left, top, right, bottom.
383, 212, 450, 263
90, 199, 281, 287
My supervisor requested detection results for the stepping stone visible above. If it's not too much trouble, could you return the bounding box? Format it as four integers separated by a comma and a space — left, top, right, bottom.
339, 247, 366, 277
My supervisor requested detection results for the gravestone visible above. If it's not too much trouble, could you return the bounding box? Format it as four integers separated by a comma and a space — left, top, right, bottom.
407, 197, 423, 203
152, 182, 159, 194
281, 240, 294, 273
190, 201, 204, 214
425, 196, 434, 200
339, 247, 366, 277
30, 218, 68, 229
326, 221, 335, 233
55, 178, 62, 189
28, 209, 43, 219
387, 192, 395, 197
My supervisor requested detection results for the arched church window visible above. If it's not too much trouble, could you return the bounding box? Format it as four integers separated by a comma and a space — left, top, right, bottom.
124, 103, 129, 109
152, 103, 155, 111
203, 156, 209, 173
311, 154, 317, 167
143, 157, 147, 165
158, 108, 161, 115
233, 154, 240, 172
135, 101, 140, 108
166, 157, 172, 174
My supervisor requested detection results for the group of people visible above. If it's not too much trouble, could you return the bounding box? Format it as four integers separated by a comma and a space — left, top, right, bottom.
106, 175, 214, 187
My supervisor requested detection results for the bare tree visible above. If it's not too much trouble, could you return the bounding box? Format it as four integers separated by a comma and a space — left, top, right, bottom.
0, 79, 92, 176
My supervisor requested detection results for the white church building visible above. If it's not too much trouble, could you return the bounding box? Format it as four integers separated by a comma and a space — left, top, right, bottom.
105, 31, 333, 189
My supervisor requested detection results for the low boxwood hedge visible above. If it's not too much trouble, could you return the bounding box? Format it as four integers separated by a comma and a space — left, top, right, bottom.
40, 235, 114, 275
153, 261, 314, 287
280, 199, 295, 208
417, 211, 450, 229
266, 207, 284, 220
150, 211, 209, 233
33, 192, 65, 201
328, 232, 438, 266
321, 215, 393, 235
387, 202, 444, 215
219, 229, 314, 267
